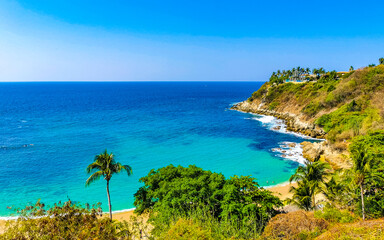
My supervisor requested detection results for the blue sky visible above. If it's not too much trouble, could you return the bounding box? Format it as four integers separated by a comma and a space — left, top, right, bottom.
1, 0, 384, 81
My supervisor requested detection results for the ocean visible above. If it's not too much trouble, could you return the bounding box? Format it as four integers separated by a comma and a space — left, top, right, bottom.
0, 82, 312, 217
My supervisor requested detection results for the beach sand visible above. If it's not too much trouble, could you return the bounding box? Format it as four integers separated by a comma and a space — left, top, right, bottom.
0, 183, 295, 234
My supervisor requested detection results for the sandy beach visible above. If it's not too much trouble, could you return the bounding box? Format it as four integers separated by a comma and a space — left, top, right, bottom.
0, 183, 295, 234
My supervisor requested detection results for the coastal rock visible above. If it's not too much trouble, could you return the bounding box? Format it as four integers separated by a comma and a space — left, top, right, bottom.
231, 101, 326, 139
301, 141, 351, 169
231, 101, 349, 169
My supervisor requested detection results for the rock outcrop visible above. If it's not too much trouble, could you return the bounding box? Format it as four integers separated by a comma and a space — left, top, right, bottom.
231, 100, 350, 169
231, 100, 326, 139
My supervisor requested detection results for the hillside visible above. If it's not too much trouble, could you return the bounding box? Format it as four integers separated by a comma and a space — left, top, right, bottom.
232, 65, 384, 168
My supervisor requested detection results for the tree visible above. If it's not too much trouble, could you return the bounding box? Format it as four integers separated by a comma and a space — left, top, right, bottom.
288, 179, 313, 211
379, 58, 384, 65
349, 146, 372, 220
348, 133, 384, 220
289, 160, 330, 209
349, 66, 354, 71
86, 150, 132, 220
134, 165, 282, 238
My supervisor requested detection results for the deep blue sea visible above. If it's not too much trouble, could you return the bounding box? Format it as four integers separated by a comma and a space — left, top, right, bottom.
0, 82, 309, 217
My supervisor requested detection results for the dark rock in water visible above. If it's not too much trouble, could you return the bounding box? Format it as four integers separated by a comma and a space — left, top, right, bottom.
272, 126, 281, 131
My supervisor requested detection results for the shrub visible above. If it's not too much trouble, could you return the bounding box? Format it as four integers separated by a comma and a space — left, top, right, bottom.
159, 219, 214, 240
302, 102, 323, 117
0, 200, 132, 240
314, 204, 357, 223
269, 101, 279, 110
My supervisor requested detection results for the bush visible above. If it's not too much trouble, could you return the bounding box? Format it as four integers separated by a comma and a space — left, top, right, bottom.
0, 200, 132, 240
302, 102, 323, 117
159, 219, 214, 240
269, 101, 279, 110
314, 205, 357, 223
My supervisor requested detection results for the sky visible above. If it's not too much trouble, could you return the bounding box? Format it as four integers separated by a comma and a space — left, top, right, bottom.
1, 0, 384, 81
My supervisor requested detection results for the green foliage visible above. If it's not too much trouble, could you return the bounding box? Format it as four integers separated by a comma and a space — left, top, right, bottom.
159, 218, 214, 240
268, 101, 279, 110
302, 101, 323, 117
316, 101, 366, 142
288, 160, 330, 210
314, 204, 357, 223
322, 171, 357, 209
134, 165, 282, 238
265, 83, 302, 103
86, 150, 132, 185
248, 82, 268, 102
349, 131, 384, 219
0, 200, 133, 240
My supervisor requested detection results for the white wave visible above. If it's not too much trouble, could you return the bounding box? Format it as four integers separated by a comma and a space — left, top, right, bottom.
249, 113, 321, 140
272, 141, 307, 165
0, 216, 19, 220
254, 115, 275, 124
111, 208, 136, 214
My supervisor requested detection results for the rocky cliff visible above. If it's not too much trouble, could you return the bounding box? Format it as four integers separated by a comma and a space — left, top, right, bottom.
231, 100, 350, 169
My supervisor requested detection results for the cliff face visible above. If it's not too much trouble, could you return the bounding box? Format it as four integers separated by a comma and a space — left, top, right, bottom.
232, 100, 325, 139
231, 66, 384, 168
231, 100, 350, 169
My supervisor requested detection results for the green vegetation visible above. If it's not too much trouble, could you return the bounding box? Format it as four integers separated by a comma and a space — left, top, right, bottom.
0, 200, 133, 239
134, 164, 282, 239
289, 131, 384, 220
86, 150, 133, 220
288, 160, 330, 210
249, 64, 384, 148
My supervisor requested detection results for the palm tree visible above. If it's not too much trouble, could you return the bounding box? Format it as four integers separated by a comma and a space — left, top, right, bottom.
289, 160, 330, 209
86, 150, 132, 220
288, 179, 313, 211
349, 145, 374, 220
349, 66, 354, 71
323, 170, 355, 209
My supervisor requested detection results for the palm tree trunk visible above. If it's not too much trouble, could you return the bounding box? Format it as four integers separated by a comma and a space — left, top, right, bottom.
360, 183, 365, 220
107, 180, 112, 220
312, 194, 316, 210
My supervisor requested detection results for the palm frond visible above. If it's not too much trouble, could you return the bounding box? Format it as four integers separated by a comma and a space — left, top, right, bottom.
86, 162, 102, 173
121, 164, 133, 176
85, 171, 103, 186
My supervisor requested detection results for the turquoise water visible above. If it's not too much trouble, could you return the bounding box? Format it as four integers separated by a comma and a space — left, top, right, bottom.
0, 82, 307, 217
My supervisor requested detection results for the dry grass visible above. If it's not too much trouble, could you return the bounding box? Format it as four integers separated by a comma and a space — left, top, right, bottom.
316, 218, 384, 240
262, 211, 329, 240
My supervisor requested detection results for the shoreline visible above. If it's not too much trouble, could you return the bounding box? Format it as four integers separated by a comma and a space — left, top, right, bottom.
231, 101, 326, 139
